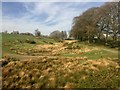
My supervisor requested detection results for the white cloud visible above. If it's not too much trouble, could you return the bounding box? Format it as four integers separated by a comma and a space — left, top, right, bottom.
23, 2, 84, 25
2, 2, 106, 35
24, 2, 60, 23
2, 2, 81, 35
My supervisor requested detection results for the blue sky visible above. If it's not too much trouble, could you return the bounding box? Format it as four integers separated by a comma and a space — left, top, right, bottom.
2, 2, 105, 35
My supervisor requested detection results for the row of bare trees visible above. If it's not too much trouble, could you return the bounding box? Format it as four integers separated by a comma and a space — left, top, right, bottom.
3, 29, 41, 37
70, 2, 119, 47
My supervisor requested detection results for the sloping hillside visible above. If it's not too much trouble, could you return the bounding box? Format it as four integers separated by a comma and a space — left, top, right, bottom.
1, 33, 120, 88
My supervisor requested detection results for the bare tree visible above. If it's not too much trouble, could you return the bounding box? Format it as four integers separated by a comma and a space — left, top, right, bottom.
35, 29, 41, 37
70, 2, 119, 45
49, 30, 61, 39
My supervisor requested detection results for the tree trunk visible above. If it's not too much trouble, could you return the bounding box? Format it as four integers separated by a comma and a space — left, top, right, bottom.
105, 33, 108, 44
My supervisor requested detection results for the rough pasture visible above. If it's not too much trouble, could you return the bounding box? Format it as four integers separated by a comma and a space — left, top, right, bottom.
1, 34, 119, 88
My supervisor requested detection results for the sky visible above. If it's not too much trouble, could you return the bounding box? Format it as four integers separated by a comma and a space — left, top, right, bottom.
2, 1, 107, 35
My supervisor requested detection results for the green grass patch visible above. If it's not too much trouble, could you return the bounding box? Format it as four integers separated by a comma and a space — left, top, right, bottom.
61, 49, 118, 60
2, 33, 56, 55
62, 53, 81, 57
82, 50, 117, 59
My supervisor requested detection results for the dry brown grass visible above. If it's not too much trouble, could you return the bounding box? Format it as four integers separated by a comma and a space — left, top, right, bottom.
2, 56, 120, 88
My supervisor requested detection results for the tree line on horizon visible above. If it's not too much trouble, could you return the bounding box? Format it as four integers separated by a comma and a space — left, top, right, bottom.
2, 29, 68, 40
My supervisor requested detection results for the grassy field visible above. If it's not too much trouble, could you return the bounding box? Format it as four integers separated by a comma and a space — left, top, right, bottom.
1, 33, 120, 89
2, 33, 56, 54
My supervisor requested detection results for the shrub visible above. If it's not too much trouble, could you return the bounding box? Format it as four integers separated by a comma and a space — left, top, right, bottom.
25, 39, 36, 44
1, 56, 19, 67
0, 59, 8, 67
